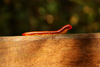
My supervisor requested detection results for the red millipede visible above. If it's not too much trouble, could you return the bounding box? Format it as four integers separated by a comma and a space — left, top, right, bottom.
22, 24, 72, 36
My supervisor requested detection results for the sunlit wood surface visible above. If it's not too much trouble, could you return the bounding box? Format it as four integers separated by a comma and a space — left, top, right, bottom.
0, 33, 100, 67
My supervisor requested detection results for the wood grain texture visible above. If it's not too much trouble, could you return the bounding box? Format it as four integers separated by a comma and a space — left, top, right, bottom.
0, 33, 100, 67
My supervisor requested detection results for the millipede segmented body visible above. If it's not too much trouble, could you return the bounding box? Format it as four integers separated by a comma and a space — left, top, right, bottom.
22, 24, 72, 36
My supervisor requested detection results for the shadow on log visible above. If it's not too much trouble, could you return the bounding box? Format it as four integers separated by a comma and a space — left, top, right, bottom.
0, 33, 100, 67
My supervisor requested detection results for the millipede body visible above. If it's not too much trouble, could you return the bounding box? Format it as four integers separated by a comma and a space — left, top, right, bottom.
22, 24, 72, 36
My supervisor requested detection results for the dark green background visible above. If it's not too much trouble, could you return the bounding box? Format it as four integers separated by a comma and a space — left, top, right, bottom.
0, 0, 100, 36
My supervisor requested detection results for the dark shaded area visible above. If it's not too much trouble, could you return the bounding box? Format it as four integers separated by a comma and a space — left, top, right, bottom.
73, 35, 96, 66
0, 0, 100, 36
61, 34, 99, 66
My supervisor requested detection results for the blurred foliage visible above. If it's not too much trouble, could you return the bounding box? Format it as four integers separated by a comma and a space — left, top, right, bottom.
0, 0, 100, 36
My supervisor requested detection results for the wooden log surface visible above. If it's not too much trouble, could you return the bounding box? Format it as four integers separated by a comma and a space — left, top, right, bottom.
0, 33, 100, 67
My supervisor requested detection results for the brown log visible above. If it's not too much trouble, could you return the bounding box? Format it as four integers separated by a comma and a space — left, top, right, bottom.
0, 33, 100, 67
